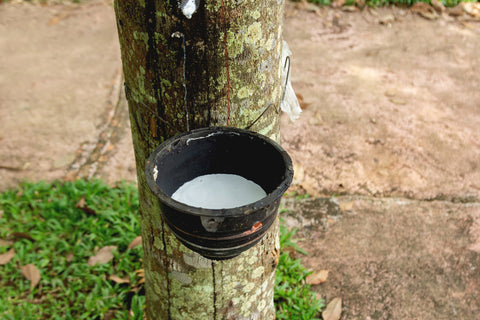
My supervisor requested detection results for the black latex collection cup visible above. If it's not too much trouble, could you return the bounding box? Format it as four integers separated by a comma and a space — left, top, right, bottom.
145, 126, 293, 260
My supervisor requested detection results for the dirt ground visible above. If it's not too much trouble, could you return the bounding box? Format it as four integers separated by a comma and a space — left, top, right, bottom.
280, 4, 480, 319
1, 1, 479, 319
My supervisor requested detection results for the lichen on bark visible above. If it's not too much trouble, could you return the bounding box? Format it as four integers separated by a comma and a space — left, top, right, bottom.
114, 0, 285, 318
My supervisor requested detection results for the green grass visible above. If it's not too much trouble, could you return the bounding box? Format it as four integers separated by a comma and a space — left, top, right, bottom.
0, 180, 143, 319
275, 223, 325, 320
294, 0, 477, 7
0, 179, 323, 319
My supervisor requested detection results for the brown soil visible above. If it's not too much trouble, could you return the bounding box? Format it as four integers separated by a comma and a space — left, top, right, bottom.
1, 1, 479, 319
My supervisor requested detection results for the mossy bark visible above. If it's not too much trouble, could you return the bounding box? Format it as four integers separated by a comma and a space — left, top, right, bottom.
114, 0, 285, 318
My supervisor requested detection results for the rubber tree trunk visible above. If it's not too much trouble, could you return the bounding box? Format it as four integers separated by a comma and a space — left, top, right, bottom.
114, 0, 285, 318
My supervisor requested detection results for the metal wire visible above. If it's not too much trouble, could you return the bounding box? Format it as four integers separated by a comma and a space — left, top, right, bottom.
281, 56, 291, 103
244, 55, 291, 130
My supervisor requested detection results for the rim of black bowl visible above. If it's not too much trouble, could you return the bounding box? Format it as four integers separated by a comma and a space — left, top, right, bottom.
145, 126, 294, 218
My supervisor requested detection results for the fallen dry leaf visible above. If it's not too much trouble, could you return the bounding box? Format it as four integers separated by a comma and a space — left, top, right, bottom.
296, 93, 312, 110
128, 236, 142, 250
341, 5, 358, 12
322, 297, 342, 320
294, 0, 311, 10
389, 97, 407, 105
448, 3, 465, 16
384, 88, 397, 98
88, 246, 117, 266
48, 16, 61, 26
20, 264, 41, 290
131, 269, 146, 292
411, 2, 438, 20
104, 309, 117, 320
63, 171, 77, 182
0, 238, 14, 247
379, 14, 395, 25
109, 274, 130, 284
0, 248, 15, 265
306, 269, 329, 285
431, 0, 445, 12
11, 232, 34, 242
48, 12, 72, 26
136, 269, 145, 284
66, 252, 74, 262
75, 196, 97, 215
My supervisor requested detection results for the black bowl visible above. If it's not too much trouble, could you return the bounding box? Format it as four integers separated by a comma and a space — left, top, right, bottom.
145, 126, 293, 260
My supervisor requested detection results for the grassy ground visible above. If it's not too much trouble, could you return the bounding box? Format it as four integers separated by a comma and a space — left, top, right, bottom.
299, 0, 478, 7
0, 179, 323, 319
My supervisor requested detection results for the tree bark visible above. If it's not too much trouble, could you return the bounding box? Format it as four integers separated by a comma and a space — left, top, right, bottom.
114, 0, 285, 318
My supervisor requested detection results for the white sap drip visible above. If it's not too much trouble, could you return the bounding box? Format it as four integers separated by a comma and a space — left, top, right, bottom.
171, 174, 267, 209
181, 0, 197, 19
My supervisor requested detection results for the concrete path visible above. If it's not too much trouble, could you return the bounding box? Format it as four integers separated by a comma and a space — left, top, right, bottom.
0, 1, 134, 189
0, 1, 479, 319
279, 5, 480, 318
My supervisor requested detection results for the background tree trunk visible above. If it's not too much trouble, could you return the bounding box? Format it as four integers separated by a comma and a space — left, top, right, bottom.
114, 0, 285, 318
